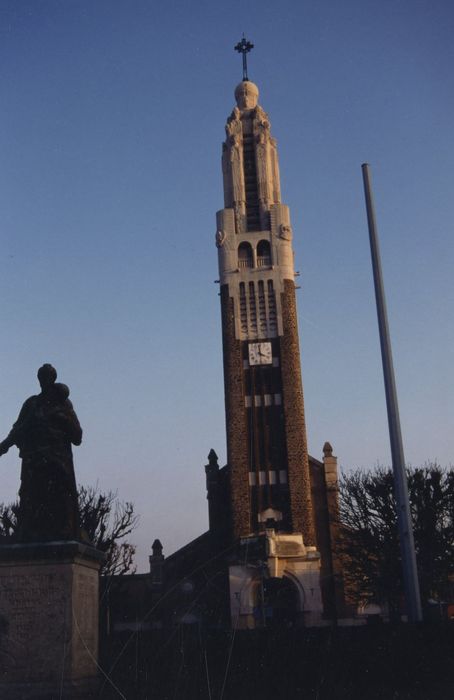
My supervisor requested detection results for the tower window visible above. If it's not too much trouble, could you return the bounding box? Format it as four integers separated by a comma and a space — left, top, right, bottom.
239, 282, 248, 334
238, 242, 253, 269
248, 282, 258, 335
257, 240, 271, 267
267, 280, 277, 335
243, 134, 260, 231
258, 280, 267, 335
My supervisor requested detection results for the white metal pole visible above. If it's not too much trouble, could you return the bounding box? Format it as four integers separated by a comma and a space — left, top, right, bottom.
361, 163, 422, 623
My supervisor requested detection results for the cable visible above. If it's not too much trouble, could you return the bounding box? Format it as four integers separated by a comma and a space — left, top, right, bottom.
219, 537, 252, 700
103, 540, 238, 683
72, 604, 127, 700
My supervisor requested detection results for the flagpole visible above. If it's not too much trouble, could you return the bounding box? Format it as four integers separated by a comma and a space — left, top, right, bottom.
362, 163, 422, 623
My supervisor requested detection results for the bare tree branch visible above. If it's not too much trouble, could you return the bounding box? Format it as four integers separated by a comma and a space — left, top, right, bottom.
338, 464, 454, 617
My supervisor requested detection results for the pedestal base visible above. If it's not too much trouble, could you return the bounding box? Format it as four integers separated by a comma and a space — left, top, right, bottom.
0, 541, 104, 699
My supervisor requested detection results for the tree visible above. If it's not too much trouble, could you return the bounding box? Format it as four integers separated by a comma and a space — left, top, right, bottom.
0, 501, 19, 540
0, 485, 139, 577
78, 485, 139, 576
338, 464, 454, 618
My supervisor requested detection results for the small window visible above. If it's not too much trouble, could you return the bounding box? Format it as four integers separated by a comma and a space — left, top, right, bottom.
257, 240, 271, 267
238, 242, 253, 268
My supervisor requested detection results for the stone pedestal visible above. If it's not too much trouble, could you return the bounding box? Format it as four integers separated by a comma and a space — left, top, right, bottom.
0, 541, 104, 699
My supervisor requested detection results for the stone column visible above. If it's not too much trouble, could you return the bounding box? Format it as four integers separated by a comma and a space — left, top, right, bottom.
0, 541, 104, 699
322, 442, 346, 618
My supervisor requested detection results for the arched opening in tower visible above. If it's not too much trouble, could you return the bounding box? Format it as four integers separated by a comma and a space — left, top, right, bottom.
257, 239, 271, 267
238, 242, 253, 268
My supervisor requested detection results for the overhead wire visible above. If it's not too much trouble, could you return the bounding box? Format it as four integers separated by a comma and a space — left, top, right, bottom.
72, 604, 127, 700
102, 540, 238, 686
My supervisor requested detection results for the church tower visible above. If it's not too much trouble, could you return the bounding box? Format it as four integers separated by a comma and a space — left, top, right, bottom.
213, 48, 334, 625
143, 46, 344, 631
216, 78, 315, 548
107, 45, 344, 635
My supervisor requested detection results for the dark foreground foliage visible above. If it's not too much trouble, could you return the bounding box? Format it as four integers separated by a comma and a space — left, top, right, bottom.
97, 623, 454, 699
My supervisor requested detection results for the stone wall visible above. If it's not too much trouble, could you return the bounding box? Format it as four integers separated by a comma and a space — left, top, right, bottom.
220, 285, 250, 539
279, 279, 315, 545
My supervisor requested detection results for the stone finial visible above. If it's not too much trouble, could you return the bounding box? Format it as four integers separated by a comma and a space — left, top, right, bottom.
234, 80, 259, 110
151, 539, 163, 557
207, 449, 219, 469
323, 442, 333, 458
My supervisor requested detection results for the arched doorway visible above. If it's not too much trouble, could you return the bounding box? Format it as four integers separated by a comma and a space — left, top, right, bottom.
259, 576, 300, 628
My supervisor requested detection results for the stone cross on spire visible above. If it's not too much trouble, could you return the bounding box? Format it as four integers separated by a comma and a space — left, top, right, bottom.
234, 34, 254, 81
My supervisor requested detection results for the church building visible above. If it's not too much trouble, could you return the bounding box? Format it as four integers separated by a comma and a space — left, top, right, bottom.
105, 53, 346, 632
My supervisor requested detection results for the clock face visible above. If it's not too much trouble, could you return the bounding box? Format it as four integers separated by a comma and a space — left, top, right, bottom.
248, 342, 272, 365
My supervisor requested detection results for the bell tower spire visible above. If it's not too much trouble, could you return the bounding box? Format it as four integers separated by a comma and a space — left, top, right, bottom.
216, 61, 316, 549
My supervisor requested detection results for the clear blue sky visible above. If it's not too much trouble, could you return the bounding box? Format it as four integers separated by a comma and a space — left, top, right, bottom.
1, 0, 453, 571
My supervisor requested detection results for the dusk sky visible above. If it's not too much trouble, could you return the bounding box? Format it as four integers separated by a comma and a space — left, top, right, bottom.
1, 0, 453, 571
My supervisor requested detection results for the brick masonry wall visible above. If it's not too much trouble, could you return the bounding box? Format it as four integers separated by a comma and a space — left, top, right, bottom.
324, 464, 347, 615
220, 285, 251, 539
279, 279, 316, 545
310, 458, 339, 617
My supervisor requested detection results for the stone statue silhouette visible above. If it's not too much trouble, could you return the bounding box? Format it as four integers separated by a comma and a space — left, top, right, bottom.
0, 364, 82, 542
